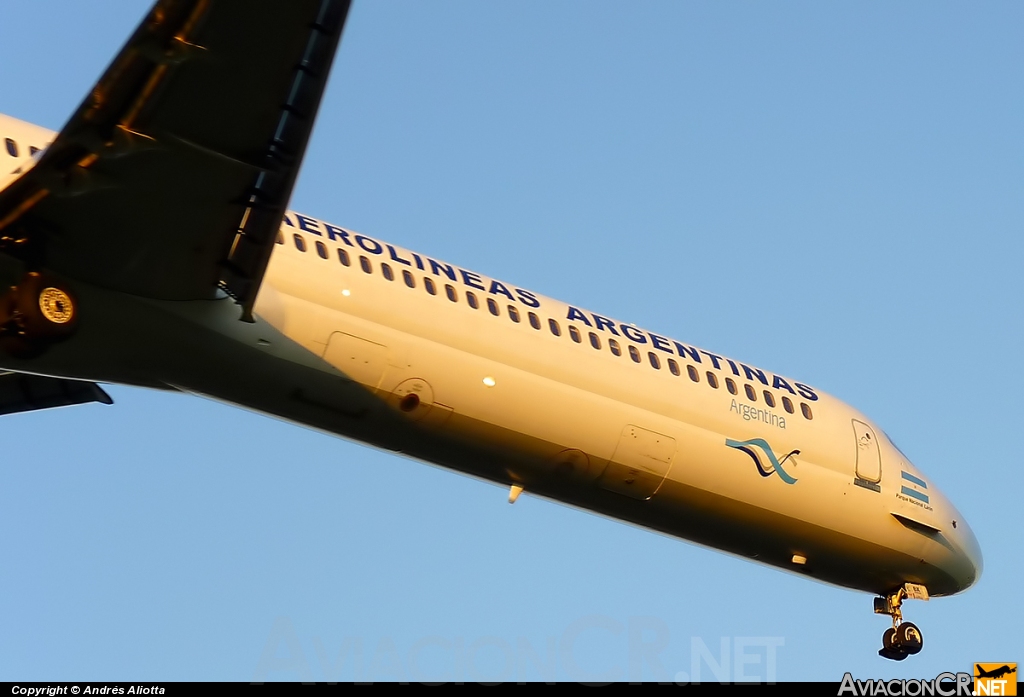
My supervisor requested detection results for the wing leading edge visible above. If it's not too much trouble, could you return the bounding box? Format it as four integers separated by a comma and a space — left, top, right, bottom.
0, 0, 352, 321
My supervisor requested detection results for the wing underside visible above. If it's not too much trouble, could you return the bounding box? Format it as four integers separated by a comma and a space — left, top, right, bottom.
0, 0, 352, 320
0, 371, 112, 416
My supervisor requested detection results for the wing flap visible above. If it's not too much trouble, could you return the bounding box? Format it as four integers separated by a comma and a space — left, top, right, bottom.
0, 371, 113, 417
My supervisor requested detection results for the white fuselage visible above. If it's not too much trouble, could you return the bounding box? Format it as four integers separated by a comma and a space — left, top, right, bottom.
0, 114, 982, 599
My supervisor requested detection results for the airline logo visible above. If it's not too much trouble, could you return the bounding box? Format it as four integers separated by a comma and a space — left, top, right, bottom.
725, 438, 798, 485
901, 471, 930, 505
973, 663, 1016, 696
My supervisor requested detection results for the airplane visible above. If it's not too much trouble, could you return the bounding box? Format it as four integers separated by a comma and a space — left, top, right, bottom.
0, 0, 982, 662
975, 665, 1016, 680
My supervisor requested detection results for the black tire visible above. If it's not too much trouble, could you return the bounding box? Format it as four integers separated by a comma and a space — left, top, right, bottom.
14, 272, 78, 340
882, 627, 898, 651
897, 622, 923, 655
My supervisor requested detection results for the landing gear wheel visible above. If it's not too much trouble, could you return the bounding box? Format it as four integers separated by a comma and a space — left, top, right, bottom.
882, 628, 898, 651
896, 622, 923, 655
0, 273, 79, 359
874, 586, 926, 661
15, 272, 78, 339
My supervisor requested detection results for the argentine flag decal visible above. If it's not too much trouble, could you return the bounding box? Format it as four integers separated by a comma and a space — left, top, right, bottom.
900, 471, 930, 504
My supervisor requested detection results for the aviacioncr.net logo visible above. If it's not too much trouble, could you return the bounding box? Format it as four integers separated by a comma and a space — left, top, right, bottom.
838, 672, 974, 696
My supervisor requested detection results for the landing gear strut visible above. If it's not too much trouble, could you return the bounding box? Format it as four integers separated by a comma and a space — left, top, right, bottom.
0, 272, 79, 358
875, 585, 926, 661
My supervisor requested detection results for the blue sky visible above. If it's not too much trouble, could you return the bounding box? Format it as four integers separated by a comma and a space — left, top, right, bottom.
1, 0, 1021, 683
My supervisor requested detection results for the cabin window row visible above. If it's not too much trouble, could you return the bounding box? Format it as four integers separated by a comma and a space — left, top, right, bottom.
281, 231, 814, 420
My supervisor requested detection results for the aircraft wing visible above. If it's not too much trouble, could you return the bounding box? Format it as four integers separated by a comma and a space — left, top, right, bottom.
0, 371, 113, 416
0, 0, 352, 321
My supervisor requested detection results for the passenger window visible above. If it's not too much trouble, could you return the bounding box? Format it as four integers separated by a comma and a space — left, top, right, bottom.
360, 256, 372, 274
5, 138, 17, 157
763, 391, 776, 408
293, 234, 306, 252
403, 270, 415, 288
424, 277, 437, 295
508, 305, 520, 323
801, 403, 813, 420
609, 338, 621, 356
782, 396, 794, 414
29, 146, 40, 156
569, 326, 582, 343
466, 291, 479, 309
744, 384, 756, 401
338, 248, 350, 266
381, 263, 394, 281
548, 318, 562, 337
488, 298, 500, 316
629, 345, 641, 363
707, 372, 719, 389
648, 352, 661, 369
590, 332, 601, 350
687, 365, 699, 382
315, 241, 328, 259
725, 378, 737, 395
445, 284, 458, 302
667, 358, 680, 376
529, 312, 541, 330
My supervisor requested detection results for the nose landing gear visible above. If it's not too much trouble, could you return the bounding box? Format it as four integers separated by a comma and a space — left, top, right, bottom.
0, 272, 79, 358
875, 584, 927, 660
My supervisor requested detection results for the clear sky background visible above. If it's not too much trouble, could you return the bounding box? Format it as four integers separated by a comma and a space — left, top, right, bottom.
1, 0, 1021, 683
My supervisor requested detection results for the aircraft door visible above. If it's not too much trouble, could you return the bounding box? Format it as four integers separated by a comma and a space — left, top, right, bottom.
598, 425, 676, 500
853, 419, 881, 484
323, 331, 388, 391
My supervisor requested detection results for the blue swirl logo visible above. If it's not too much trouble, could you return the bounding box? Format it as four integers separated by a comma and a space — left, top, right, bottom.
725, 438, 798, 485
